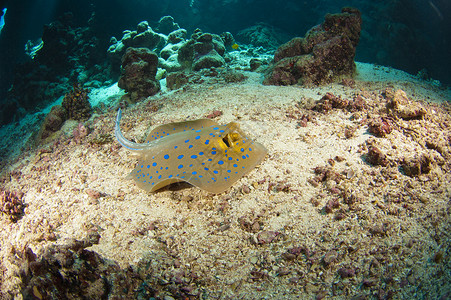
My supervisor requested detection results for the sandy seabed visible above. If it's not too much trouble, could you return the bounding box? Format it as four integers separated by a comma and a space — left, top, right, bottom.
0, 63, 450, 299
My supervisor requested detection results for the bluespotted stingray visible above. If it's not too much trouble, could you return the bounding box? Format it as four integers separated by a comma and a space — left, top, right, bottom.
115, 109, 267, 193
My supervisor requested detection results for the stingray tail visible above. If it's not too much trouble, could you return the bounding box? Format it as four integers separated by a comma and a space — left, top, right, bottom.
115, 108, 148, 151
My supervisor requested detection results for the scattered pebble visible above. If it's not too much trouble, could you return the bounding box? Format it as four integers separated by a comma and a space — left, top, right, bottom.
367, 146, 389, 166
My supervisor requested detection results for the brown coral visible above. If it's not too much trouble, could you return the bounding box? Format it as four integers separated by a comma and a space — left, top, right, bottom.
118, 47, 160, 102
62, 83, 92, 120
263, 7, 362, 86
368, 117, 392, 137
37, 105, 67, 142
0, 190, 25, 222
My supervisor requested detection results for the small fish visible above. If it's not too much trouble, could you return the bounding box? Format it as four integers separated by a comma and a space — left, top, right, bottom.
115, 109, 267, 193
231, 43, 239, 50
0, 8, 7, 34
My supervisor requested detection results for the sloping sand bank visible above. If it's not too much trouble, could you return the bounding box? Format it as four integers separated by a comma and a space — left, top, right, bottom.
1, 63, 450, 299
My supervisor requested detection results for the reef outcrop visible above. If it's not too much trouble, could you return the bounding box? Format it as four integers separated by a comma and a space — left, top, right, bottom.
263, 7, 362, 86
178, 29, 226, 71
107, 21, 166, 73
108, 20, 230, 75
1, 13, 110, 126
117, 47, 160, 102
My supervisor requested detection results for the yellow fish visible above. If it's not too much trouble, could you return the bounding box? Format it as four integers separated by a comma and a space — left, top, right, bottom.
231, 43, 239, 50
115, 109, 267, 193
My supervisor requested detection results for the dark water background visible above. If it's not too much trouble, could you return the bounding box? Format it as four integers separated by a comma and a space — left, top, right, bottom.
0, 0, 449, 109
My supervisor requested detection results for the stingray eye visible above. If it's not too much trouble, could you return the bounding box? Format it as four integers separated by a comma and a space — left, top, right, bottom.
229, 132, 240, 143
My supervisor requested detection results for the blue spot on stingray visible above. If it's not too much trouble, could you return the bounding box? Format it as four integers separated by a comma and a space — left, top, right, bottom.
195, 136, 200, 139
189, 164, 193, 167
242, 155, 246, 159
208, 158, 213, 162
178, 155, 184, 159
185, 139, 189, 143
192, 171, 197, 175
191, 155, 197, 159
189, 145, 193, 149
228, 157, 233, 160
227, 170, 231, 173
211, 151, 217, 155
218, 160, 224, 165
199, 175, 203, 178
240, 148, 244, 152
205, 140, 210, 145
199, 152, 204, 155
178, 164, 183, 169
233, 164, 238, 168
195, 129, 201, 132
140, 165, 144, 168
174, 146, 178, 149
158, 175, 162, 179
169, 175, 173, 178
220, 129, 225, 133
213, 170, 218, 174
213, 127, 219, 130
147, 165, 150, 168
164, 154, 169, 159
249, 147, 252, 151
204, 167, 209, 171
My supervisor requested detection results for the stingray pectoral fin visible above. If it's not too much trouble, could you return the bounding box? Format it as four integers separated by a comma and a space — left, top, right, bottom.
127, 170, 184, 192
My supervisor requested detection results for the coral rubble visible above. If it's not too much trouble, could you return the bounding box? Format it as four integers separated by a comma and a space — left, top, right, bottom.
117, 47, 160, 102
0, 190, 25, 222
263, 7, 362, 86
